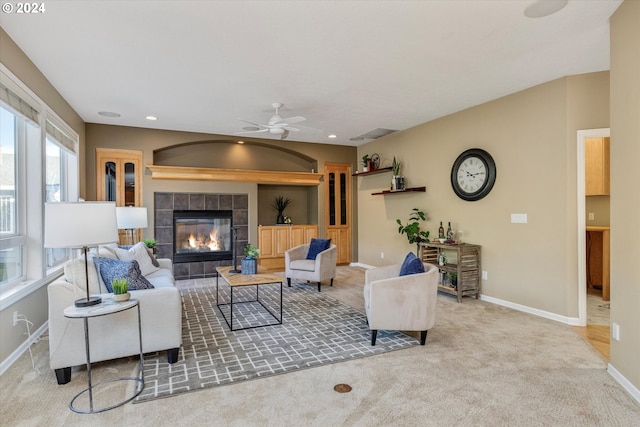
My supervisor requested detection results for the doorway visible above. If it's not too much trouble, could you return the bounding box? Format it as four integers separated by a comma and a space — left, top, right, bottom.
576, 128, 610, 359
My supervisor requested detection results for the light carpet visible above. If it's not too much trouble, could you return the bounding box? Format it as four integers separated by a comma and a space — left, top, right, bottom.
136, 280, 417, 402
2, 266, 639, 426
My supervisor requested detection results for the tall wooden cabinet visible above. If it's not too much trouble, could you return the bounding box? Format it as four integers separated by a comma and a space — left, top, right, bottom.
585, 137, 610, 196
258, 225, 318, 270
96, 148, 143, 244
325, 162, 351, 265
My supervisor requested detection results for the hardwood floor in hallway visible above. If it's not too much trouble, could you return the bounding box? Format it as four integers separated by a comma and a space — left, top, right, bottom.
573, 288, 610, 360
572, 324, 610, 360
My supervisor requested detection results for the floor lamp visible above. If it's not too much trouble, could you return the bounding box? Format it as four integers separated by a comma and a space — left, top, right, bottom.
116, 206, 148, 245
44, 202, 119, 307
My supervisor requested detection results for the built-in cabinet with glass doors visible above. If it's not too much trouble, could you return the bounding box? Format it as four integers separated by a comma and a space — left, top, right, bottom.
96, 148, 143, 244
325, 162, 351, 264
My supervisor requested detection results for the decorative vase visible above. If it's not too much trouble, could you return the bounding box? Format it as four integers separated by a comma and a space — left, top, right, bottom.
113, 292, 130, 302
391, 176, 405, 191
241, 257, 257, 275
277, 214, 285, 224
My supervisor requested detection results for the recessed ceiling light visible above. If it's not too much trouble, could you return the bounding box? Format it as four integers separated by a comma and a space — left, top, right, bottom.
146, 115, 158, 121
237, 140, 245, 144
524, 0, 567, 18
328, 134, 337, 139
98, 111, 120, 117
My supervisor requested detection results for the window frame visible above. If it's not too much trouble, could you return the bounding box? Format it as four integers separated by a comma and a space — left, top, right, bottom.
0, 65, 79, 310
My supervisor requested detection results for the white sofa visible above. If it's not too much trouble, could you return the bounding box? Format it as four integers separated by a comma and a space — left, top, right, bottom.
47, 244, 182, 384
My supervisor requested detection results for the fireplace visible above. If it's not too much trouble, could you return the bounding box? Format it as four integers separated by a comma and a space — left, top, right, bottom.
173, 210, 233, 263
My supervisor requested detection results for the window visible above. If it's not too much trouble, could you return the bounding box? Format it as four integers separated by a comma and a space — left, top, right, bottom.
45, 120, 78, 270
0, 67, 79, 306
0, 105, 27, 285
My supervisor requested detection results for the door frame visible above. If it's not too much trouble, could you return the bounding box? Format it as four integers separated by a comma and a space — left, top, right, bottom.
577, 128, 610, 327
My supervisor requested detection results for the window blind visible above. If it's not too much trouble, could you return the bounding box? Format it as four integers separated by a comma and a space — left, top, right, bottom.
0, 74, 40, 124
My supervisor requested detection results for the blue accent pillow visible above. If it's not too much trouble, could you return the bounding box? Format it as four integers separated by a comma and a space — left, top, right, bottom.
306, 238, 332, 260
399, 252, 425, 276
93, 257, 154, 292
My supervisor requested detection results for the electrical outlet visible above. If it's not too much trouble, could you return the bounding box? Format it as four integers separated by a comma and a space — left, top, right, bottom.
13, 311, 18, 327
482, 271, 488, 280
588, 212, 595, 221
612, 322, 620, 341
380, 252, 384, 259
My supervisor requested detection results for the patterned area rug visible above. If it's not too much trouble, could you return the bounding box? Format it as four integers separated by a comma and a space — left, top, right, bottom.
134, 281, 417, 403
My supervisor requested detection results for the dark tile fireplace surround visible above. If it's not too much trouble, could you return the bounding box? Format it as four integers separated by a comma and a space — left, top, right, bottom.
154, 192, 248, 280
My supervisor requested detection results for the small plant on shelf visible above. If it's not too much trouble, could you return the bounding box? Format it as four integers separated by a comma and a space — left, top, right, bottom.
272, 196, 291, 224
392, 156, 401, 176
396, 208, 430, 256
243, 244, 260, 259
112, 278, 128, 295
361, 154, 371, 172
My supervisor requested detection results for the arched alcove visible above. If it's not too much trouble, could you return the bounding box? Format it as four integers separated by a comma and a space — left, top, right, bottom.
153, 140, 317, 173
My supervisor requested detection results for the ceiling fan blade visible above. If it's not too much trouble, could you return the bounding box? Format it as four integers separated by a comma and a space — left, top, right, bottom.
283, 126, 300, 131
271, 115, 306, 126
233, 129, 269, 135
238, 119, 267, 128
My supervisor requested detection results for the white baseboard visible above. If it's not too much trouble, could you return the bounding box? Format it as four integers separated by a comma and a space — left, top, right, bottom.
349, 262, 375, 269
480, 294, 581, 325
0, 321, 48, 376
608, 363, 640, 404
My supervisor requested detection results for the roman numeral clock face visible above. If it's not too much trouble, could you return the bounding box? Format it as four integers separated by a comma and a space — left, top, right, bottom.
450, 148, 497, 201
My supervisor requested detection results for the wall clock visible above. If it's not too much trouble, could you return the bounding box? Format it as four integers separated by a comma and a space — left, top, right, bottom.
450, 148, 497, 201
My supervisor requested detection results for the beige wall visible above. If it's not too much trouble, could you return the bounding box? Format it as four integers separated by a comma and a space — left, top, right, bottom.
586, 196, 610, 227
357, 71, 609, 319
610, 0, 640, 392
85, 124, 356, 246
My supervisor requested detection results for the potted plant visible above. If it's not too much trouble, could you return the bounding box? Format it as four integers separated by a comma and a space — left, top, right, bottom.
241, 244, 259, 275
272, 196, 291, 224
111, 278, 130, 302
391, 156, 405, 191
361, 154, 371, 172
143, 238, 157, 253
396, 208, 430, 256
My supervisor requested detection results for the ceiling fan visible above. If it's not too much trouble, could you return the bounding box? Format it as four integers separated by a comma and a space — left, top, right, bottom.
236, 103, 307, 140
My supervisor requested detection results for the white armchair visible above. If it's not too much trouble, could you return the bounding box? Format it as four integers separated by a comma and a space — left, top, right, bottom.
285, 243, 337, 292
363, 262, 438, 345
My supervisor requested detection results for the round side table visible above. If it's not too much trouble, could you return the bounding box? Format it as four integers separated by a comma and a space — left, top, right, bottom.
64, 298, 144, 414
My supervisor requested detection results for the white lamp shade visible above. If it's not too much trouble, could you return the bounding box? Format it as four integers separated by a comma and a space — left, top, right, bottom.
44, 201, 119, 248
116, 206, 148, 230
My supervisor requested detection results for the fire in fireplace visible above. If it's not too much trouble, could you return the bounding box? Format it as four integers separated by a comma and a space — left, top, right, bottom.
173, 210, 233, 263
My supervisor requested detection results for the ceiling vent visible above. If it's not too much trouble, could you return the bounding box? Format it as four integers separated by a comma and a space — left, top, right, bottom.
351, 128, 397, 141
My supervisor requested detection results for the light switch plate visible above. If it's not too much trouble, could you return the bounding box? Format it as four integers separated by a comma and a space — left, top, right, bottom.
510, 213, 528, 223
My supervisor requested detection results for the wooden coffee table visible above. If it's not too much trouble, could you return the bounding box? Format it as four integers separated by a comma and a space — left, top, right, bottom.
216, 266, 283, 331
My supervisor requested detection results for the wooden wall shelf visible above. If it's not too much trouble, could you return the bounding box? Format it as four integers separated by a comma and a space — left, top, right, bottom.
371, 186, 426, 195
146, 165, 323, 185
352, 167, 392, 177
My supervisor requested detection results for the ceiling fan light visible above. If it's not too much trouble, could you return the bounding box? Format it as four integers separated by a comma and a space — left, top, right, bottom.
270, 128, 285, 135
